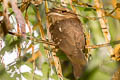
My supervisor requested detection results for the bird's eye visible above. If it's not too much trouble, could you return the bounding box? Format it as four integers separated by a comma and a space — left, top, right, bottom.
61, 10, 67, 13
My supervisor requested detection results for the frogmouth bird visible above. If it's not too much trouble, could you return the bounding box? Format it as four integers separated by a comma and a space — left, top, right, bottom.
47, 8, 87, 79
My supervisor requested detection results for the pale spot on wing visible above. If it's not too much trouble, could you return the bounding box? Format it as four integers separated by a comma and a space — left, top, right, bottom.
59, 27, 62, 32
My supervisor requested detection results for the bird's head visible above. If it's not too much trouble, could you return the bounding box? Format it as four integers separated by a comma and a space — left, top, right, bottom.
47, 8, 77, 24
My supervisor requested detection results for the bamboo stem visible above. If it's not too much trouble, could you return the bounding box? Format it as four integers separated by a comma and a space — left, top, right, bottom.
94, 0, 113, 55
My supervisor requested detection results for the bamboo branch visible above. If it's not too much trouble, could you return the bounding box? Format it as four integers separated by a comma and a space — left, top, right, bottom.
8, 31, 120, 49
45, 0, 64, 79
94, 0, 113, 55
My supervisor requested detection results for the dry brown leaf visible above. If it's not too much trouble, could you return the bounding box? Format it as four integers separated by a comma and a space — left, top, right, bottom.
25, 11, 32, 35
112, 44, 120, 61
0, 21, 8, 37
1, 0, 12, 38
32, 23, 39, 30
0, 11, 2, 16
20, 2, 30, 12
26, 43, 33, 51
70, 0, 76, 13
45, 0, 49, 13
17, 44, 21, 57
116, 3, 120, 8
112, 0, 120, 19
36, 9, 45, 39
9, 0, 26, 37
31, 0, 43, 5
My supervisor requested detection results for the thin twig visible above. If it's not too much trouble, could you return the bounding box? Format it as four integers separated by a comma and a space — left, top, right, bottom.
8, 32, 56, 46
2, 0, 116, 20
8, 31, 120, 49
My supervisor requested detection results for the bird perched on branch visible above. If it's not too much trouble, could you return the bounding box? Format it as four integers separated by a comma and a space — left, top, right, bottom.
47, 8, 87, 79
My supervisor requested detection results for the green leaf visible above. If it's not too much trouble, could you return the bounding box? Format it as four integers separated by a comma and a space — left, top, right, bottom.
22, 72, 43, 80
0, 36, 22, 55
56, 50, 68, 61
0, 65, 16, 80
51, 74, 59, 80
22, 72, 33, 80
41, 62, 50, 80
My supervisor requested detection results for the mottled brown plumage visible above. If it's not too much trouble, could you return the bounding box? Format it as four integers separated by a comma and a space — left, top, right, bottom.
47, 8, 87, 79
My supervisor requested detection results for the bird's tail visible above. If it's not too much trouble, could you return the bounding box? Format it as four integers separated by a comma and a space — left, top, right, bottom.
68, 50, 87, 79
